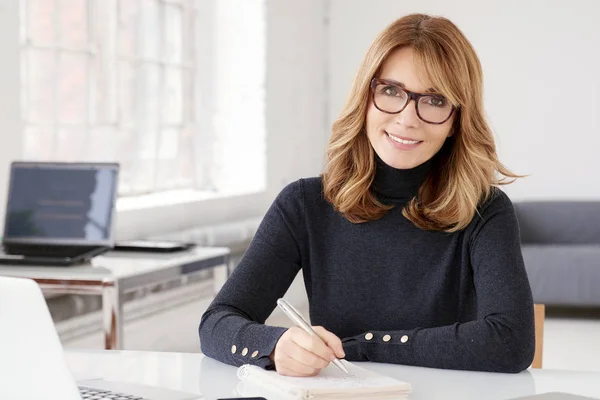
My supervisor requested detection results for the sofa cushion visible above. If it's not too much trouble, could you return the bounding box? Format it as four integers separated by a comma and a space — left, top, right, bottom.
521, 244, 600, 306
514, 202, 600, 244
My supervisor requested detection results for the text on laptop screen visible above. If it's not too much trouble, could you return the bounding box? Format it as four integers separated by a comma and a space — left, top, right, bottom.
5, 164, 118, 242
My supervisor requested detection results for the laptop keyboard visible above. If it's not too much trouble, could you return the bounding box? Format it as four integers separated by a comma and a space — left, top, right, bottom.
79, 386, 146, 400
6, 245, 93, 258
27, 245, 90, 257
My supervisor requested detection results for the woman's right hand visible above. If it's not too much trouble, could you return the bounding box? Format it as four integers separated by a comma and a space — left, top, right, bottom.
270, 326, 346, 377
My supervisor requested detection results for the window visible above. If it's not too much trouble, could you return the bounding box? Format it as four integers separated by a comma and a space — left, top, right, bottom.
20, 0, 266, 198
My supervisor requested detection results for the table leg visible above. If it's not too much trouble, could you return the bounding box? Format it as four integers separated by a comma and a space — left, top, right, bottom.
102, 282, 123, 350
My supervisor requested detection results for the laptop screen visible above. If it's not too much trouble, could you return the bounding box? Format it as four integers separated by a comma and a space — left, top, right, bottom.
3, 162, 119, 245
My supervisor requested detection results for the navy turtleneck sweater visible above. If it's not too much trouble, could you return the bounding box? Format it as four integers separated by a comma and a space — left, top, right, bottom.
199, 157, 535, 373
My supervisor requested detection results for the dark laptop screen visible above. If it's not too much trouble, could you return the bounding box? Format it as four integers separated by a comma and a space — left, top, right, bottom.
4, 163, 119, 243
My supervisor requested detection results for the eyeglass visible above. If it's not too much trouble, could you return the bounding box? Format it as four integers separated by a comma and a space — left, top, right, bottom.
370, 78, 458, 124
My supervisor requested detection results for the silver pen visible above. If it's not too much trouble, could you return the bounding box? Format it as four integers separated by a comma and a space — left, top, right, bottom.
276, 298, 352, 376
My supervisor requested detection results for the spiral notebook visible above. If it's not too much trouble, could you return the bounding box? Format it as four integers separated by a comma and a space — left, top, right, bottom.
236, 360, 411, 399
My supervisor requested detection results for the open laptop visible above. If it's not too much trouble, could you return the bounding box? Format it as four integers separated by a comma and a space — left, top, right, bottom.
0, 275, 202, 400
0, 161, 119, 266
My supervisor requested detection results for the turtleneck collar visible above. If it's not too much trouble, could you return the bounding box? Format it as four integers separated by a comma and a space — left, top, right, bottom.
371, 153, 433, 203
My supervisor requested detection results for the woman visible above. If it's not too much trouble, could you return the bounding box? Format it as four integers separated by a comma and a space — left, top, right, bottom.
199, 13, 534, 375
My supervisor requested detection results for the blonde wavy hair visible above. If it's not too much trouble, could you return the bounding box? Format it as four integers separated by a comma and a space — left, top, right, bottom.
322, 13, 520, 232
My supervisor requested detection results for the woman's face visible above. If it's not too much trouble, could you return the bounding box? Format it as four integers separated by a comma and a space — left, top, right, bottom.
365, 46, 455, 169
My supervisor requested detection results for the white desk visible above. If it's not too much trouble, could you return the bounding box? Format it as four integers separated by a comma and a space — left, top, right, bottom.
0, 247, 230, 350
66, 349, 600, 400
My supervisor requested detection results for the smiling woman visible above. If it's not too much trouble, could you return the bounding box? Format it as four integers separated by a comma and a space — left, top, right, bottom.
200, 13, 535, 376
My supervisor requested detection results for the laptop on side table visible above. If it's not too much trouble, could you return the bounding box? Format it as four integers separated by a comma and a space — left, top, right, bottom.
0, 161, 119, 266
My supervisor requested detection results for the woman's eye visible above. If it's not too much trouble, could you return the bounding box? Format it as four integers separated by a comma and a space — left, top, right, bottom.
426, 96, 448, 107
382, 86, 401, 96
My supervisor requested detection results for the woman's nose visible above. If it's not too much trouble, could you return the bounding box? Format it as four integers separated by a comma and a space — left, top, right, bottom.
393, 98, 420, 127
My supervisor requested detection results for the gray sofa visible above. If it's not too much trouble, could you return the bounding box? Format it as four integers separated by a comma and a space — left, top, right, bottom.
514, 201, 600, 307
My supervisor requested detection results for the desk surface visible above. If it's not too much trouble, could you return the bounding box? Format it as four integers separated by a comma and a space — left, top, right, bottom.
0, 247, 229, 288
65, 349, 600, 400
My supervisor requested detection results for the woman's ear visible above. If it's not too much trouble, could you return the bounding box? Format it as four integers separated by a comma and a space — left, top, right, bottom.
447, 124, 456, 138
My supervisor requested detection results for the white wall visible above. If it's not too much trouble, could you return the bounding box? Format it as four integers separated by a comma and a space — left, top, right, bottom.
328, 0, 600, 200
266, 0, 328, 189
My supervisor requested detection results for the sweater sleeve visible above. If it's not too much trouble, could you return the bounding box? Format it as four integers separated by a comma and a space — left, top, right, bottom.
341, 191, 536, 373
199, 180, 305, 369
